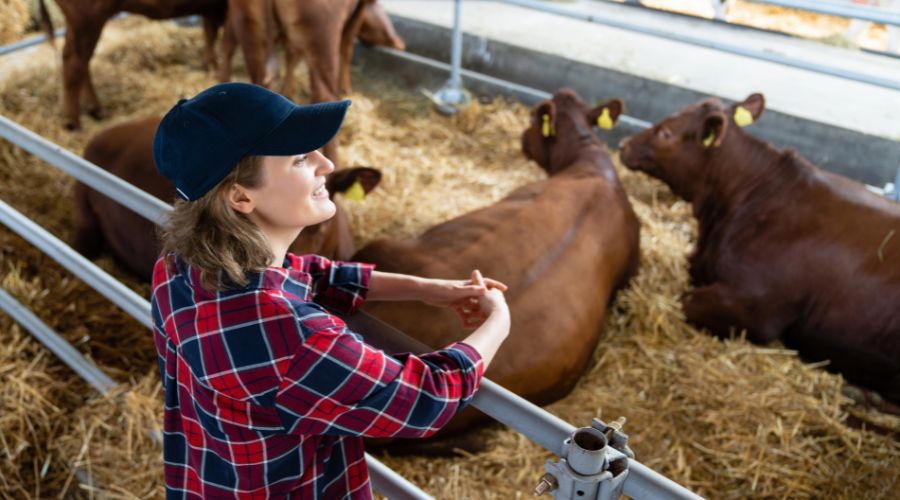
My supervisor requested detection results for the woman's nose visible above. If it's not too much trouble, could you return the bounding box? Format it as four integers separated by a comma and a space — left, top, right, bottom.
314, 150, 336, 176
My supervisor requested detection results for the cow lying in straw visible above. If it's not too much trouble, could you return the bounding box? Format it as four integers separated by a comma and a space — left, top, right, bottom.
619, 93, 900, 405
353, 88, 641, 446
74, 116, 381, 281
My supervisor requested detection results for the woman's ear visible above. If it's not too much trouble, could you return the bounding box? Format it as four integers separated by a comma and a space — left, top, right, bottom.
226, 183, 255, 214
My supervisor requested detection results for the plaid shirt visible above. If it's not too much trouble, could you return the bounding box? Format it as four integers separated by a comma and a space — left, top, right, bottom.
150, 253, 484, 499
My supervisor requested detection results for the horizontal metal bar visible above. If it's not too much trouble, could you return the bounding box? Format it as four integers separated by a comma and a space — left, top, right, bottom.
494, 0, 900, 91
0, 287, 116, 393
373, 46, 653, 130
0, 199, 153, 329
366, 455, 435, 500
345, 313, 703, 499
749, 0, 900, 26
0, 199, 424, 499
0, 28, 66, 57
0, 114, 170, 226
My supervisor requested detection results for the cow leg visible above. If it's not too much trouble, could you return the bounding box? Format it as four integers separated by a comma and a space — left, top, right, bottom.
279, 44, 302, 98
218, 19, 237, 82
61, 19, 106, 130
201, 14, 223, 72
229, 0, 270, 85
682, 283, 788, 344
72, 183, 104, 259
302, 35, 341, 165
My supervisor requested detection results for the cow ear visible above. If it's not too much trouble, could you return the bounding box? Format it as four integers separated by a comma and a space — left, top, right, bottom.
587, 98, 624, 130
732, 93, 765, 127
536, 101, 556, 138
327, 167, 383, 201
700, 112, 728, 148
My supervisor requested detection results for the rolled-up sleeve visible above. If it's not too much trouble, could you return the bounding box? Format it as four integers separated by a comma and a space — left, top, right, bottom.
274, 312, 484, 439
293, 254, 374, 315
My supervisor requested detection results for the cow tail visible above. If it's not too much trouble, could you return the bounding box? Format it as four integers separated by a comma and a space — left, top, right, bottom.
38, 0, 56, 47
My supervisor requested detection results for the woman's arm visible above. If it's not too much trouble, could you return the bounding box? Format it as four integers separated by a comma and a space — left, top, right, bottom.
367, 270, 507, 302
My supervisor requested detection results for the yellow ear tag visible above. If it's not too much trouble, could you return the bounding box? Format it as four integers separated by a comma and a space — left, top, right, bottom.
597, 107, 614, 130
702, 130, 715, 147
541, 114, 553, 137
343, 179, 366, 201
733, 105, 754, 127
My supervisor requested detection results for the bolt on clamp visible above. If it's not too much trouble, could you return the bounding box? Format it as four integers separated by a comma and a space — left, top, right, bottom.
533, 417, 631, 500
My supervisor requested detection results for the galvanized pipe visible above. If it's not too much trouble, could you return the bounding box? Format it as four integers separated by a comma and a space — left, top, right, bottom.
0, 115, 170, 226
0, 28, 66, 57
0, 199, 154, 329
0, 201, 431, 500
345, 313, 704, 499
366, 455, 435, 500
449, 0, 464, 89
749, 0, 900, 26
495, 0, 900, 91
0, 287, 117, 393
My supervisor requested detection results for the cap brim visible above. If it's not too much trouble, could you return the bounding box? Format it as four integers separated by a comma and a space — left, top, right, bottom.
248, 99, 351, 156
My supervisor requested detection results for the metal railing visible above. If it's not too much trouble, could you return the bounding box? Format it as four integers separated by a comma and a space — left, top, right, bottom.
0, 106, 701, 498
494, 0, 900, 91
748, 0, 900, 26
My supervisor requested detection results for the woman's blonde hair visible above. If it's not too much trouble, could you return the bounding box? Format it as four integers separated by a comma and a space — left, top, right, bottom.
159, 155, 272, 291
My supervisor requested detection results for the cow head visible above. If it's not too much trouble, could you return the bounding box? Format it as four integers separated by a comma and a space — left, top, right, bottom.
358, 1, 406, 50
290, 167, 382, 259
619, 93, 765, 201
521, 88, 623, 175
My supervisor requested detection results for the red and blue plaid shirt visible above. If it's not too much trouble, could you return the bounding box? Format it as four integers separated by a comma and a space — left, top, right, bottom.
150, 253, 484, 499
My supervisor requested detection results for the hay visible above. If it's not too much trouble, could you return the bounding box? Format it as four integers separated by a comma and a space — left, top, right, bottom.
0, 16, 898, 499
53, 374, 164, 500
0, 0, 29, 46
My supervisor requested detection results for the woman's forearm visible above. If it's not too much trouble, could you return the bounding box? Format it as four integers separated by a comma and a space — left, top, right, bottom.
367, 271, 427, 301
460, 308, 511, 369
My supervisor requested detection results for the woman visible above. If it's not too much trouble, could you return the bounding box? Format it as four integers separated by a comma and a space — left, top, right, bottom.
150, 82, 510, 499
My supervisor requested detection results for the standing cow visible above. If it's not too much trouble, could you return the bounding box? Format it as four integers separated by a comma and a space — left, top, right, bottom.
39, 0, 227, 130
619, 93, 900, 403
219, 0, 405, 165
74, 116, 382, 281
353, 88, 641, 438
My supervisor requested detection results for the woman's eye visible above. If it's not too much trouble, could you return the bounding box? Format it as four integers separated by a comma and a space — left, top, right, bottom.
293, 155, 308, 166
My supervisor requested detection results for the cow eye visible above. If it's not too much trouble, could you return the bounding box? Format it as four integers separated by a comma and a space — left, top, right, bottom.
656, 127, 672, 140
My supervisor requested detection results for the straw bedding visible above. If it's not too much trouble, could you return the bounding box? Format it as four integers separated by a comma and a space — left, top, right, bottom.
0, 15, 897, 499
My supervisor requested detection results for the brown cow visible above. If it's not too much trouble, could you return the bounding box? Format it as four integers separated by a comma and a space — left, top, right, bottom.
353, 88, 641, 439
39, 0, 227, 130
619, 93, 900, 404
74, 116, 382, 281
218, 0, 404, 165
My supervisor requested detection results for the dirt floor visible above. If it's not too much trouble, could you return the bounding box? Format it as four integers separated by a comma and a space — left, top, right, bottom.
0, 15, 898, 500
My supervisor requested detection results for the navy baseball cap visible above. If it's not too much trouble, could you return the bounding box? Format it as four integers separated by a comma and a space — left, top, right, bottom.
152, 82, 351, 201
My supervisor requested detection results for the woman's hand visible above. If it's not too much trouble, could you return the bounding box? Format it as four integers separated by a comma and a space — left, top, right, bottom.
423, 270, 507, 329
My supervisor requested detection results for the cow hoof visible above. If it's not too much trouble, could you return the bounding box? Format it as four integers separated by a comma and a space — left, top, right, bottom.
64, 120, 81, 131
87, 107, 105, 121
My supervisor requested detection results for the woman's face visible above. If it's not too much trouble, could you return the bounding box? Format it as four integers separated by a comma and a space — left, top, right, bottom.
245, 150, 337, 237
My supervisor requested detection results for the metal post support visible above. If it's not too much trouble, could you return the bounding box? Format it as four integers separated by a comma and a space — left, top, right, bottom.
891, 165, 900, 201
0, 288, 117, 393
0, 115, 170, 226
535, 425, 628, 500
367, 455, 434, 500
425, 0, 472, 114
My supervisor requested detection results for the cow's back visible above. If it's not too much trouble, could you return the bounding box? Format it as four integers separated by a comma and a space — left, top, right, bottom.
80, 116, 172, 280
355, 163, 640, 423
